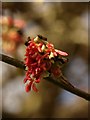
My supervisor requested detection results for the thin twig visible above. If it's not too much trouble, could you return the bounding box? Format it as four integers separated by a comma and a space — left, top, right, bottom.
0, 53, 25, 70
45, 76, 90, 101
0, 53, 90, 101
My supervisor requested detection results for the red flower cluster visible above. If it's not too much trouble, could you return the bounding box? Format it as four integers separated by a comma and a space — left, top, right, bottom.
24, 35, 68, 92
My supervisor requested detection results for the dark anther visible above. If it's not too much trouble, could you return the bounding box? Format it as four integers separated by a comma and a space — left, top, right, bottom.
40, 52, 44, 55
27, 36, 31, 41
38, 35, 47, 41
58, 58, 68, 64
17, 30, 23, 35
54, 56, 68, 64
25, 36, 31, 46
59, 58, 66, 64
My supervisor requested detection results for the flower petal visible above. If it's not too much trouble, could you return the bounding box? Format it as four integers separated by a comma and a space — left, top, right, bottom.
55, 49, 68, 56
32, 83, 38, 92
25, 81, 33, 92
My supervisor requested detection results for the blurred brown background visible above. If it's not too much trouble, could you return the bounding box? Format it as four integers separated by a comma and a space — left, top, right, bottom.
0, 2, 89, 118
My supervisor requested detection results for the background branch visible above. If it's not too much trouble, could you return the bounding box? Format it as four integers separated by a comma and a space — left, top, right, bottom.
0, 53, 90, 101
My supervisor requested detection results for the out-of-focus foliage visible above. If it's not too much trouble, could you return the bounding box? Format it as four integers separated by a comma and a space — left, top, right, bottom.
1, 2, 88, 118
0, 14, 26, 55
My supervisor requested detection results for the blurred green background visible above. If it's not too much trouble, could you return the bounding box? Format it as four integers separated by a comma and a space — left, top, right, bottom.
0, 2, 89, 118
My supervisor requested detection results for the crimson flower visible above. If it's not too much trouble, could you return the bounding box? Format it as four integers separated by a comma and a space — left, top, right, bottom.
24, 35, 68, 92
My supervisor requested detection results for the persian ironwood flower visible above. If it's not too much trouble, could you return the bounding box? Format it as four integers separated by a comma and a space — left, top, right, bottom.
0, 16, 25, 53
24, 35, 68, 92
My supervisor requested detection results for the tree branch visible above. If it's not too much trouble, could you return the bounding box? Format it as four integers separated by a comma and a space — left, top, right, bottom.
0, 53, 90, 101
0, 53, 25, 70
45, 76, 89, 101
